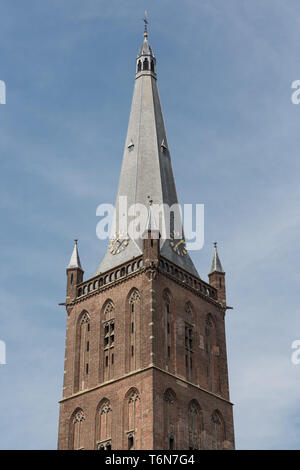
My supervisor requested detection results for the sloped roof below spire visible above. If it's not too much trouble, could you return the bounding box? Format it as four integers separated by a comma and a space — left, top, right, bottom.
138, 37, 154, 56
67, 240, 82, 270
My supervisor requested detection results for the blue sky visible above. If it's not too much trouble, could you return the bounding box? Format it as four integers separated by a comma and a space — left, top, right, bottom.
1, 0, 300, 449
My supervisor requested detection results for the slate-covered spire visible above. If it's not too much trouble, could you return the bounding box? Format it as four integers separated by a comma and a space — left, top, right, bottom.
209, 242, 224, 274
95, 22, 198, 277
67, 239, 82, 270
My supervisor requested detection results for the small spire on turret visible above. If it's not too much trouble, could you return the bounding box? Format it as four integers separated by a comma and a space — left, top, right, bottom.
136, 10, 156, 75
209, 242, 224, 274
67, 239, 83, 270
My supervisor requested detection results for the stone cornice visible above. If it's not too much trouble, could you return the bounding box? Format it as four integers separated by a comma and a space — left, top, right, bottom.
59, 364, 233, 406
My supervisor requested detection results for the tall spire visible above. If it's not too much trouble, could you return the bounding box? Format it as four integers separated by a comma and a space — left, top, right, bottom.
95, 26, 198, 277
67, 239, 82, 270
209, 242, 224, 274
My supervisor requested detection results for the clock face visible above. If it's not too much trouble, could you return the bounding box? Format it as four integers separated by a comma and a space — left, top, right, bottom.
170, 232, 187, 256
109, 233, 129, 255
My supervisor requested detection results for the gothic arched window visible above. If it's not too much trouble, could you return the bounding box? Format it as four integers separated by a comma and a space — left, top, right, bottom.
185, 322, 193, 381
96, 399, 112, 450
137, 60, 142, 72
188, 400, 202, 449
102, 301, 115, 382
74, 311, 90, 393
185, 302, 193, 316
124, 388, 140, 450
69, 408, 85, 450
205, 313, 220, 393
127, 289, 141, 372
163, 290, 172, 366
211, 410, 225, 449
143, 58, 149, 70
151, 60, 155, 72
163, 388, 176, 449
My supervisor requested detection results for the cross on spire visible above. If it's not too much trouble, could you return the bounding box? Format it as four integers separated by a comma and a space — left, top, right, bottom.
144, 10, 149, 37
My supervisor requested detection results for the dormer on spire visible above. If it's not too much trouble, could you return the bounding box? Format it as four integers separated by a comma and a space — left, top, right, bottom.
144, 197, 160, 238
143, 198, 160, 270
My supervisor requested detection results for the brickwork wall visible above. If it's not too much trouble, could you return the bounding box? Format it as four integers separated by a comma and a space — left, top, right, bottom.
58, 240, 235, 450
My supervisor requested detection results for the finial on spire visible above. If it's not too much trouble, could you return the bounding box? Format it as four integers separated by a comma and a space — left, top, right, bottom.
144, 10, 149, 38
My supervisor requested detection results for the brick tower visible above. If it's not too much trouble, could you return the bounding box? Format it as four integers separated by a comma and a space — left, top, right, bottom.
57, 22, 235, 451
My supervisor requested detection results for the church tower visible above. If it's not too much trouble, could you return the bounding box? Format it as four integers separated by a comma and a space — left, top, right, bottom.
57, 20, 235, 451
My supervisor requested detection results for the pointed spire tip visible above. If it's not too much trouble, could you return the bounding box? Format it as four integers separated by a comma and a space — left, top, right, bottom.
67, 238, 82, 270
209, 241, 224, 274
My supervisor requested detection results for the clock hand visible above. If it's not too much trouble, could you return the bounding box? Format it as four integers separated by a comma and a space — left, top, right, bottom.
174, 239, 185, 250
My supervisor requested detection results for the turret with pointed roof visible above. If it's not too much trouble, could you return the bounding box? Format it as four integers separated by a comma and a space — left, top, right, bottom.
67, 239, 82, 270
209, 242, 224, 274
208, 242, 226, 306
66, 239, 83, 302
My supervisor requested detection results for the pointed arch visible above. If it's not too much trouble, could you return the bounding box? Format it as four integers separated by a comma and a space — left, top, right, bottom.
129, 289, 140, 304
211, 410, 225, 449
163, 388, 177, 449
162, 288, 171, 305
69, 407, 85, 450
188, 400, 203, 449
123, 387, 141, 449
163, 289, 173, 371
101, 300, 115, 383
143, 58, 149, 70
205, 313, 220, 393
102, 299, 115, 319
95, 398, 112, 450
185, 301, 193, 317
74, 310, 91, 393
